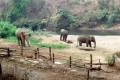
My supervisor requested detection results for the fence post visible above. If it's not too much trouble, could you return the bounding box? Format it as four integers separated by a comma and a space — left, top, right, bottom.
99, 59, 101, 69
7, 48, 10, 57
49, 47, 52, 60
35, 50, 37, 59
21, 46, 23, 57
69, 56, 72, 68
0, 63, 2, 77
90, 54, 92, 71
52, 53, 54, 64
37, 48, 39, 58
87, 69, 90, 80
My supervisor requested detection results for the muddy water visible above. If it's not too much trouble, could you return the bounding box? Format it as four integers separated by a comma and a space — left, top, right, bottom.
67, 30, 120, 35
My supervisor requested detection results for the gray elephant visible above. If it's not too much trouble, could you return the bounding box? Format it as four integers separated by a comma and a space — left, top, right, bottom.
15, 28, 30, 47
77, 35, 96, 48
60, 29, 68, 42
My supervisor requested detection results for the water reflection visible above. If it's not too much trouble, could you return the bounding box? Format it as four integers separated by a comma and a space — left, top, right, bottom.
69, 30, 120, 35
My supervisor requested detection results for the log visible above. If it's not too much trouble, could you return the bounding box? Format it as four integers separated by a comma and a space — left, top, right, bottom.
90, 66, 101, 71
86, 62, 108, 65
0, 49, 16, 52
0, 47, 9, 49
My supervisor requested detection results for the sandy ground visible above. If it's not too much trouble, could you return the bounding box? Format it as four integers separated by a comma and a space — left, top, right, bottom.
1, 35, 120, 63
34, 34, 120, 51
33, 34, 120, 63
1, 35, 120, 80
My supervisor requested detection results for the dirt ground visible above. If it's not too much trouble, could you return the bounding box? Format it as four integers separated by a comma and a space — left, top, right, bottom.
1, 34, 120, 80
33, 34, 120, 62
1, 34, 120, 63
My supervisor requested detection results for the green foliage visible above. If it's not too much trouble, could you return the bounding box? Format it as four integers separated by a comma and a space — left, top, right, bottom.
83, 12, 98, 27
67, 0, 80, 5
0, 21, 16, 38
97, 0, 110, 9
14, 19, 49, 31
1, 0, 120, 29
105, 54, 115, 66
5, 36, 68, 49
56, 8, 78, 31
30, 37, 41, 45
81, 0, 120, 27
96, 0, 120, 27
7, 0, 27, 22
95, 9, 108, 20
5, 36, 17, 42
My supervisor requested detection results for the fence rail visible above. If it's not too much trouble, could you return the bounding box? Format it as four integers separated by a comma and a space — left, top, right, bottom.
0, 46, 109, 80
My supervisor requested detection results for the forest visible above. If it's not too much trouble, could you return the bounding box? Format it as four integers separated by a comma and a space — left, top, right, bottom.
1, 1, 120, 80
0, 0, 120, 36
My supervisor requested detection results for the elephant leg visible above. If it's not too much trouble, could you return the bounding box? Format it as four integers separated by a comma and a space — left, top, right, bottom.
23, 39, 26, 47
86, 40, 91, 47
20, 39, 23, 46
17, 38, 20, 46
79, 42, 82, 46
60, 35, 63, 41
86, 41, 89, 47
63, 36, 65, 41
86, 43, 88, 47
89, 42, 92, 47
26, 38, 30, 47
21, 38, 25, 47
65, 35, 67, 42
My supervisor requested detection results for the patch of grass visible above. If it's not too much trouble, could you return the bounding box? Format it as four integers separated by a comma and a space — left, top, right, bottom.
37, 42, 69, 49
4, 36, 68, 49
5, 36, 17, 42
30, 37, 41, 44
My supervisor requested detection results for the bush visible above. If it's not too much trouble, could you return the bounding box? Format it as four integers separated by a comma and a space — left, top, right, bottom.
105, 54, 115, 66
56, 8, 78, 31
13, 19, 49, 31
0, 21, 17, 38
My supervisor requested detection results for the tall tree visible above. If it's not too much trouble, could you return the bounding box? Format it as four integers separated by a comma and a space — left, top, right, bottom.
7, 0, 27, 22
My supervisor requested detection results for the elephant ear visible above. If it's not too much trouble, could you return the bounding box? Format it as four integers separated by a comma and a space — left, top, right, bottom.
24, 33, 31, 37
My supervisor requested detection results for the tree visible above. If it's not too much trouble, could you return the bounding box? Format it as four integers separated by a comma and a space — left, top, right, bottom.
56, 8, 78, 31
7, 0, 27, 22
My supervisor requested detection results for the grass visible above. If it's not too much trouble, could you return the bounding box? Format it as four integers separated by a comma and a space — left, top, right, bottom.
4, 36, 68, 50
36, 42, 69, 49
5, 36, 17, 42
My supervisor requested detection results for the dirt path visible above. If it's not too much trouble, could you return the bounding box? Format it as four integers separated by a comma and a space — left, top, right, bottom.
1, 35, 120, 80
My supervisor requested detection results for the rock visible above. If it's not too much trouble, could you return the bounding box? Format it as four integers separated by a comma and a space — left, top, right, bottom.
67, 40, 73, 43
27, 55, 33, 58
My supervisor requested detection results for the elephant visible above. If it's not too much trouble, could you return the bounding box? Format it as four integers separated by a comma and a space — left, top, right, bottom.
60, 29, 68, 42
77, 35, 96, 48
15, 28, 30, 47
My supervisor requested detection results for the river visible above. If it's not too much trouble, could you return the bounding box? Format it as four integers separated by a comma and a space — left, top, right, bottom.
68, 30, 120, 35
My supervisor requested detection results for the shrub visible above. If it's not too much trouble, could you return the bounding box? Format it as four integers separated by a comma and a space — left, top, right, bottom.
0, 21, 17, 38
56, 8, 78, 31
105, 54, 115, 66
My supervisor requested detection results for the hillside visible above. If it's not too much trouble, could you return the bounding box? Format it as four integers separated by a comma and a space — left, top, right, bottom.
0, 0, 120, 31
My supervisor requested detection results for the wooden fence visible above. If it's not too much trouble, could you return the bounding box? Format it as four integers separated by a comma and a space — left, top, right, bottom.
0, 46, 108, 80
